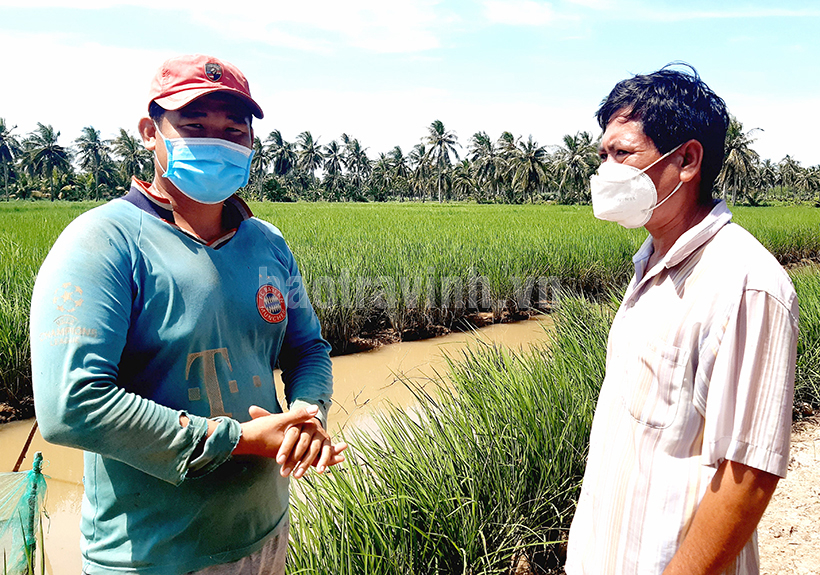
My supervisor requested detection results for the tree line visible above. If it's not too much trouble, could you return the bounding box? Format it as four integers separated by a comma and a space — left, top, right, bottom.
0, 116, 818, 205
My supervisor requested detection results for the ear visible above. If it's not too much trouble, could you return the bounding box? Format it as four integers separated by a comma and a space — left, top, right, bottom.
138, 117, 158, 152
678, 139, 703, 184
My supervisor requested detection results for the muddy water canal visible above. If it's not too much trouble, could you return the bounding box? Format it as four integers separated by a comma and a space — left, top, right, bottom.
0, 315, 552, 573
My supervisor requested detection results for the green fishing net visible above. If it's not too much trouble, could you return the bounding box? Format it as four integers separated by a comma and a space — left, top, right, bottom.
0, 452, 46, 575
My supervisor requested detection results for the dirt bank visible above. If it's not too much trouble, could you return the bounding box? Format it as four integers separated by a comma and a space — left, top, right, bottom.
758, 415, 820, 574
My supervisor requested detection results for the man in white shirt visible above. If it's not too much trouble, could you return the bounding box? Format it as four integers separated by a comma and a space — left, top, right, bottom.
565, 65, 798, 575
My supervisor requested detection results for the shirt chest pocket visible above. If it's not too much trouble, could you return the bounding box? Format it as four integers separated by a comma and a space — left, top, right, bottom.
620, 340, 690, 429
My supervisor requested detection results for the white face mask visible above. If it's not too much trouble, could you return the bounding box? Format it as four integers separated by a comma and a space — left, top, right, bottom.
590, 144, 683, 229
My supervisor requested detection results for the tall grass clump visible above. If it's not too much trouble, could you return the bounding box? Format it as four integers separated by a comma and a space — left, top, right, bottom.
733, 206, 820, 265
287, 293, 613, 575
4, 201, 820, 418
0, 202, 96, 416
790, 265, 820, 409
254, 202, 642, 350
0, 235, 38, 406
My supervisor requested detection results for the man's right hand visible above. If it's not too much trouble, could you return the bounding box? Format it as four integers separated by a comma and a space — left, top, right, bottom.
232, 405, 347, 477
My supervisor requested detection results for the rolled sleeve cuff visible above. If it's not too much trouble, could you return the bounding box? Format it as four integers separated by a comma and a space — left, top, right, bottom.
290, 398, 329, 429
705, 436, 789, 478
186, 416, 243, 478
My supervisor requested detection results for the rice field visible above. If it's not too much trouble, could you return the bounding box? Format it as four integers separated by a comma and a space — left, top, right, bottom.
287, 293, 612, 574
3, 200, 820, 572
791, 266, 820, 409
2, 201, 820, 415
0, 202, 100, 415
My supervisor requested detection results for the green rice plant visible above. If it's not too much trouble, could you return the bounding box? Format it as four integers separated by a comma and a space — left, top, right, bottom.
0, 203, 96, 412
253, 202, 643, 347
287, 293, 614, 574
2, 512, 45, 575
4, 201, 820, 413
790, 265, 820, 409
733, 206, 820, 264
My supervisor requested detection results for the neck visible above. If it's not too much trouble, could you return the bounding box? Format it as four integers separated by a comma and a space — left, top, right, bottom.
151, 177, 225, 242
646, 195, 713, 266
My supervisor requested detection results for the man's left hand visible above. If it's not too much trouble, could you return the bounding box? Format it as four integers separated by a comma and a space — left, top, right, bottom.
248, 405, 347, 479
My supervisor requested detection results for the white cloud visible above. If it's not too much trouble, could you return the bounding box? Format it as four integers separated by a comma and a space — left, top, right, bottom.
196, 1, 447, 54
2, 3, 816, 168
0, 30, 169, 142
562, 0, 613, 9
0, 0, 449, 54
0, 0, 161, 7
639, 7, 820, 22
0, 26, 600, 163
483, 0, 555, 26
251, 86, 600, 160
726, 92, 820, 166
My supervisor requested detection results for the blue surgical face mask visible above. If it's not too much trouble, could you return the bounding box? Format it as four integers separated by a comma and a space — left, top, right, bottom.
154, 124, 254, 204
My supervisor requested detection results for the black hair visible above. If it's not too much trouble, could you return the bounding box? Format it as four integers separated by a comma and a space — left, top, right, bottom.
148, 101, 166, 123
596, 63, 729, 205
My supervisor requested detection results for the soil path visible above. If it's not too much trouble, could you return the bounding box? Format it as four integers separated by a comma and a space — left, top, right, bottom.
758, 416, 820, 575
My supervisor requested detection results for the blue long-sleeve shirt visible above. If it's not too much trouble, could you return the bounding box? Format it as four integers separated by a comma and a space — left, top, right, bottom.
30, 181, 333, 574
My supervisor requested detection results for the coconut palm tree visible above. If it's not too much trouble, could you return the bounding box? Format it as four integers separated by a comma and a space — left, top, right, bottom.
779, 155, 801, 199
23, 123, 71, 201
758, 158, 780, 195
323, 140, 344, 178
469, 131, 505, 202
75, 126, 112, 201
342, 135, 371, 194
553, 131, 599, 204
496, 131, 520, 202
296, 131, 323, 185
321, 139, 347, 200
370, 153, 394, 200
112, 128, 152, 182
249, 136, 275, 200
451, 160, 477, 200
425, 120, 460, 203
266, 130, 297, 177
409, 143, 432, 201
510, 135, 549, 204
388, 146, 411, 201
497, 131, 519, 158
718, 117, 761, 204
793, 163, 820, 202
0, 118, 22, 201
803, 166, 820, 202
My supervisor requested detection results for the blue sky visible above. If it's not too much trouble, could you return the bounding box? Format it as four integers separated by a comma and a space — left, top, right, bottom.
1, 0, 819, 166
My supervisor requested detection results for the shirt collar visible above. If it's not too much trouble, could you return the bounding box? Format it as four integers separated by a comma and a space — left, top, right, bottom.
123, 178, 254, 247
633, 200, 733, 282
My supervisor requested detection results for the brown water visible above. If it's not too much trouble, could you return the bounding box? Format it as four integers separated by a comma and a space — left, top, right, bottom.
0, 315, 551, 573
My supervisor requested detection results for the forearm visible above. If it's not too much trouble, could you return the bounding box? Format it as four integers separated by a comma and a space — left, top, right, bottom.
34, 366, 216, 485
281, 341, 333, 427
662, 459, 779, 575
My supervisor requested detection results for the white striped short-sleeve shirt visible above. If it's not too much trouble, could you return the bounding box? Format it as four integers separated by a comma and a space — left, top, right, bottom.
565, 201, 799, 575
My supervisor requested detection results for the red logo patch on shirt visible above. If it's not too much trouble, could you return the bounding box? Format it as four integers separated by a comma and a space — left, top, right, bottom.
257, 285, 286, 323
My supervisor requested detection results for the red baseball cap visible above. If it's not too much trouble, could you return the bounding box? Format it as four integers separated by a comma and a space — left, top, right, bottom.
148, 54, 264, 119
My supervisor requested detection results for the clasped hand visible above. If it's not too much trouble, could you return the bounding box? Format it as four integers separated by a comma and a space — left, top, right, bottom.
234, 404, 348, 479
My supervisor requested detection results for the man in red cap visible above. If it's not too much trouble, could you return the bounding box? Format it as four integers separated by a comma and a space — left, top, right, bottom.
31, 54, 344, 574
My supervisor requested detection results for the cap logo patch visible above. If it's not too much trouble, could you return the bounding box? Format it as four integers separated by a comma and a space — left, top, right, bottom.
257, 285, 287, 323
205, 62, 223, 82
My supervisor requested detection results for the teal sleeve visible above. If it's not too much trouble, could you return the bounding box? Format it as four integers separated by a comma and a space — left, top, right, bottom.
29, 209, 237, 485
276, 241, 333, 429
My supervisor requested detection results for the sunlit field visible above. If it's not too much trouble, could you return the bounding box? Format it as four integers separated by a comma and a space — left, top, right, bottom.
2, 201, 820, 417
3, 200, 820, 572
